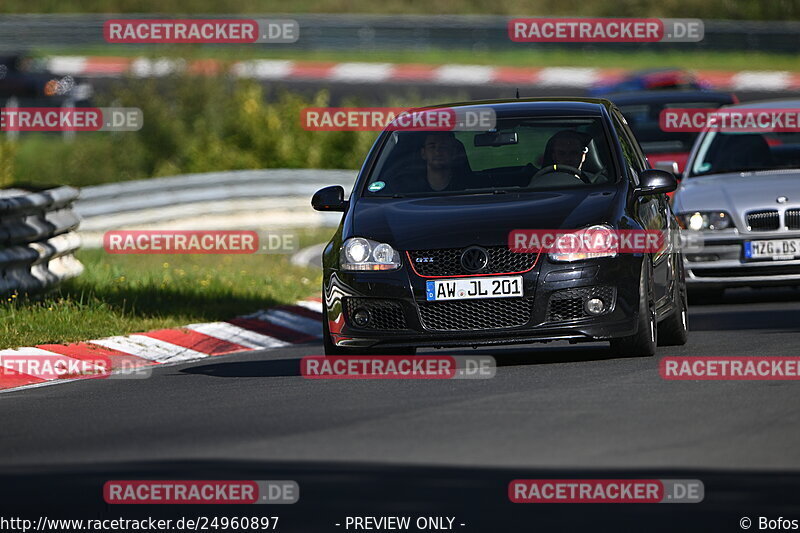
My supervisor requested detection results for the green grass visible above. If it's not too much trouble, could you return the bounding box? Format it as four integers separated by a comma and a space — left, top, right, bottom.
37, 45, 800, 72
0, 228, 333, 349
7, 80, 382, 188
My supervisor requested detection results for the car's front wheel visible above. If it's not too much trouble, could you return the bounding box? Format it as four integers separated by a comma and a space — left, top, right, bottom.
610, 260, 657, 357
658, 273, 689, 347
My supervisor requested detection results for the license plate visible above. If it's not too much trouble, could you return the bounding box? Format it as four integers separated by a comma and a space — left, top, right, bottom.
744, 239, 800, 260
426, 276, 523, 301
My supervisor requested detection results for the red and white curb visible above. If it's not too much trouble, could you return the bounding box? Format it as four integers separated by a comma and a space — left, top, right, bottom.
0, 298, 323, 393
47, 56, 800, 92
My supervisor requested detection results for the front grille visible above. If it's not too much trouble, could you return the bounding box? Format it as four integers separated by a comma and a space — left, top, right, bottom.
786, 209, 800, 230
746, 210, 780, 231
418, 298, 532, 331
345, 298, 408, 330
408, 246, 536, 277
546, 286, 616, 322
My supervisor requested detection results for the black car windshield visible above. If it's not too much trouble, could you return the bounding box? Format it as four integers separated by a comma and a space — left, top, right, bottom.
363, 116, 616, 197
689, 130, 800, 177
617, 100, 730, 155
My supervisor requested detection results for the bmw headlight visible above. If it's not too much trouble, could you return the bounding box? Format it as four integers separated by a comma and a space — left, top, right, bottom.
548, 225, 618, 262
680, 211, 732, 231
341, 238, 401, 271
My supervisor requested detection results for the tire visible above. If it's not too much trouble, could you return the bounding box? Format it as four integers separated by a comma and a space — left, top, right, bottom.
322, 300, 415, 356
610, 259, 657, 357
658, 270, 689, 347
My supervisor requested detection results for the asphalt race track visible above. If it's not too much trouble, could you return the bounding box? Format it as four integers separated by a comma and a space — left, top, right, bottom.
1, 287, 799, 531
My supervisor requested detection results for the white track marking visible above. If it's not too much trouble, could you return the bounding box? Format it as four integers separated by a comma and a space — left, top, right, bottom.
231, 60, 294, 79
186, 322, 289, 349
434, 65, 495, 85
90, 335, 208, 363
295, 300, 323, 313
246, 309, 323, 337
536, 67, 597, 87
0, 347, 106, 380
47, 56, 88, 76
329, 62, 393, 82
731, 71, 790, 91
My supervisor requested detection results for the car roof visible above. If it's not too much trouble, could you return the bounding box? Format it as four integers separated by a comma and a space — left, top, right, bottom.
415, 97, 613, 118
606, 90, 735, 105
718, 98, 800, 109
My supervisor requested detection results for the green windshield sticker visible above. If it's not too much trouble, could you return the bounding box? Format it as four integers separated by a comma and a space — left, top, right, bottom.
368, 181, 386, 192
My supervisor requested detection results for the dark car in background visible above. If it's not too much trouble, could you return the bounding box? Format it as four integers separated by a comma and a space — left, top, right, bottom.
590, 68, 709, 97
0, 53, 91, 104
312, 98, 688, 357
608, 90, 737, 175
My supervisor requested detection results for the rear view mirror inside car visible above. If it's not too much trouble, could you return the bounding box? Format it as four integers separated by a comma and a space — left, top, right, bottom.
474, 131, 518, 147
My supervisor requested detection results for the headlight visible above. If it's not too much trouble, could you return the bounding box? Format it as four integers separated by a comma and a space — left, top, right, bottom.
548, 225, 618, 262
680, 211, 732, 231
341, 238, 401, 271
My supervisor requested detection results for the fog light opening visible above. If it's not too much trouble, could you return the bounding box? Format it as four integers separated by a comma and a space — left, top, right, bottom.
585, 298, 606, 315
353, 308, 371, 327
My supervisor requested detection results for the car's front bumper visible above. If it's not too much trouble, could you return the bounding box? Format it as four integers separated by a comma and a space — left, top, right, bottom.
685, 230, 800, 288
323, 255, 643, 350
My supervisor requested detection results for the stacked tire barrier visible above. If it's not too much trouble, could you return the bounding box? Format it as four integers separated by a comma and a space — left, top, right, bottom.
0, 186, 83, 295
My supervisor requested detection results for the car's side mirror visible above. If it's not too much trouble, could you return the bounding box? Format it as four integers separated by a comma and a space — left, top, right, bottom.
653, 160, 682, 180
633, 169, 678, 197
311, 185, 348, 212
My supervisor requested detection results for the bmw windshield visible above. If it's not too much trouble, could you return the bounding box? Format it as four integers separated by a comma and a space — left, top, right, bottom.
690, 130, 800, 176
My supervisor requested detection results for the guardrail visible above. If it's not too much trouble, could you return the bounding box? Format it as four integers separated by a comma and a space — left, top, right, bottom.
0, 186, 83, 295
74, 169, 354, 246
0, 15, 798, 53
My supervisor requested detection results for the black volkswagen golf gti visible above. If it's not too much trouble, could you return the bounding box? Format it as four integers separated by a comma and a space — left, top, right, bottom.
312, 98, 688, 357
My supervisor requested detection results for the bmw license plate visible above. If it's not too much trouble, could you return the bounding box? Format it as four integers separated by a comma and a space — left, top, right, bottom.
744, 239, 800, 260
426, 276, 523, 301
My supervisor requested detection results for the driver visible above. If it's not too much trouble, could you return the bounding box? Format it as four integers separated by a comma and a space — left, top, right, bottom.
420, 131, 461, 191
548, 130, 589, 170
530, 130, 592, 185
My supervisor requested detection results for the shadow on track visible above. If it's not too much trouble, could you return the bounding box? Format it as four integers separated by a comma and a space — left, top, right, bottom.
180, 343, 625, 379
181, 358, 302, 378
688, 287, 800, 332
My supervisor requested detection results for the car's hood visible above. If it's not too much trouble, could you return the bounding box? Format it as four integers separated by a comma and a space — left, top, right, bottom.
674, 170, 800, 220
351, 186, 620, 250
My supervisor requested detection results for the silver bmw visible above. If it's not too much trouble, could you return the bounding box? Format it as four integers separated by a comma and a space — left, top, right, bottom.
672, 99, 800, 293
